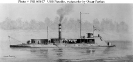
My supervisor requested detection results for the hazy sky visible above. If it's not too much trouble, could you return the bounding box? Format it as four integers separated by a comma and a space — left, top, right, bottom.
0, 4, 133, 40
0, 4, 133, 31
0, 4, 132, 22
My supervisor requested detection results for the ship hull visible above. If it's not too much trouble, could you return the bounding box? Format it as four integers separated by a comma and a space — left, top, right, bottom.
10, 44, 115, 48
10, 44, 31, 48
56, 44, 115, 48
10, 44, 57, 48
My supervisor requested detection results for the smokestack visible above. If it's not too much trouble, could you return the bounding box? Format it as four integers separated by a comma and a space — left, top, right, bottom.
57, 4, 73, 42
59, 23, 61, 40
58, 15, 63, 42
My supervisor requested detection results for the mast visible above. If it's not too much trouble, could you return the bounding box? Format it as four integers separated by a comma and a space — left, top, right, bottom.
80, 12, 81, 39
47, 26, 48, 39
79, 12, 89, 39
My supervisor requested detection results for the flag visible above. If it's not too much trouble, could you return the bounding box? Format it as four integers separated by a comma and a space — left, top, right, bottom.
93, 25, 100, 31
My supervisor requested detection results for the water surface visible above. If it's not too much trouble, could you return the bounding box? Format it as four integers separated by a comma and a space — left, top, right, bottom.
0, 41, 133, 62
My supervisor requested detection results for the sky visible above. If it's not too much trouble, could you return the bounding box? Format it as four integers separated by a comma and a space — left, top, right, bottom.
0, 4, 133, 32
0, 4, 132, 22
0, 4, 133, 41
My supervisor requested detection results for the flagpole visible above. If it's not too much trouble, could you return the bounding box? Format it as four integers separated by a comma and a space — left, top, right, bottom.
47, 26, 48, 39
93, 25, 94, 37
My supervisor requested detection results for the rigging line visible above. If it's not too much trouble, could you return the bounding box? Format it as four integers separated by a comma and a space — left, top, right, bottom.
8, 36, 22, 42
8, 36, 11, 45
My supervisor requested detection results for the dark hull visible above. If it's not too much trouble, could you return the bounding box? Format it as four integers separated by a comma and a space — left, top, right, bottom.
10, 45, 31, 48
10, 44, 57, 48
10, 44, 116, 48
98, 45, 116, 47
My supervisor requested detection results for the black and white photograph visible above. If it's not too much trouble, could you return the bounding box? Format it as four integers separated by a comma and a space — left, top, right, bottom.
0, 3, 133, 62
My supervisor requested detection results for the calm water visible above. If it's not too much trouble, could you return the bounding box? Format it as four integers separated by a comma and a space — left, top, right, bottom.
0, 41, 133, 62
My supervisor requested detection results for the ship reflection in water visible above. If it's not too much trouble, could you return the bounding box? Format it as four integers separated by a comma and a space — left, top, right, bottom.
9, 46, 116, 62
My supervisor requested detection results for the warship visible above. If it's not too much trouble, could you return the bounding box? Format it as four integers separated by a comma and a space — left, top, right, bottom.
9, 26, 115, 48
10, 12, 115, 48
